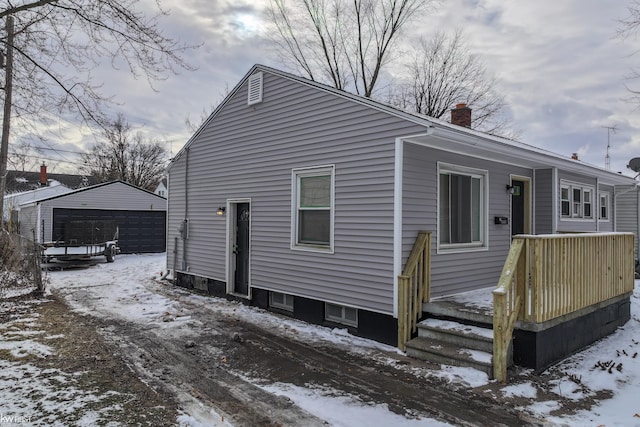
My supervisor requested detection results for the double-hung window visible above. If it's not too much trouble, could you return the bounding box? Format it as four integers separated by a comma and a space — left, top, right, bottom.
438, 164, 487, 250
292, 165, 334, 252
560, 181, 594, 219
599, 192, 610, 220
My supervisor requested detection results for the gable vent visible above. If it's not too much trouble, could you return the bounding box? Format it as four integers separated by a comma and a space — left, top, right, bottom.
247, 72, 263, 105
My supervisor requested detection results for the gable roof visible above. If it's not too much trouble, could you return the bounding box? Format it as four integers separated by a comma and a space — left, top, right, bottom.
5, 170, 99, 194
172, 64, 637, 187
19, 180, 167, 206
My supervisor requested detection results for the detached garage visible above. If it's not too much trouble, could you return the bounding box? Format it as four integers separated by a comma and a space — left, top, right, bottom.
18, 180, 167, 253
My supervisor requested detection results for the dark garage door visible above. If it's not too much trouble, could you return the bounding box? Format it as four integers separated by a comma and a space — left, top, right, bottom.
52, 209, 166, 254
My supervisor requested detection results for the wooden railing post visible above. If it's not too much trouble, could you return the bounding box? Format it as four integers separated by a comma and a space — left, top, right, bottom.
397, 231, 432, 351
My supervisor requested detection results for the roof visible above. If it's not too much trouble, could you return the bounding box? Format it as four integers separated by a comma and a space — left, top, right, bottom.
172, 64, 638, 187
18, 180, 167, 207
5, 170, 99, 194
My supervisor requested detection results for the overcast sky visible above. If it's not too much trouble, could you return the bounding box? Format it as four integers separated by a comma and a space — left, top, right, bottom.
17, 0, 640, 177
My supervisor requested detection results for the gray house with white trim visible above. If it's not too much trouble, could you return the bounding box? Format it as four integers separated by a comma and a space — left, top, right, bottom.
167, 64, 637, 346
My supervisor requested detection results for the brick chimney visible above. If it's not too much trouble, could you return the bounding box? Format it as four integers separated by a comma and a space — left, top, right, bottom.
40, 162, 48, 186
451, 103, 472, 128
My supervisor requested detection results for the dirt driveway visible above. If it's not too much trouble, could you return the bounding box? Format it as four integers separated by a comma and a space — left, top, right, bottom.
2, 255, 565, 426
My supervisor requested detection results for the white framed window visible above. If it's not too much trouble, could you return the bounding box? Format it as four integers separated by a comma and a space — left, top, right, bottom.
599, 192, 610, 221
269, 292, 294, 312
437, 163, 488, 251
291, 165, 335, 252
325, 303, 358, 327
560, 181, 595, 219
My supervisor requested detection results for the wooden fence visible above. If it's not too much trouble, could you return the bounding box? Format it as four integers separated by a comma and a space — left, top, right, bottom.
493, 233, 635, 382
398, 231, 431, 351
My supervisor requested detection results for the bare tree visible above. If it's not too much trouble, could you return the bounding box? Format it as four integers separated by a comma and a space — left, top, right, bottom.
618, 0, 640, 102
81, 114, 167, 191
8, 141, 41, 171
388, 30, 514, 136
0, 1, 195, 133
267, 0, 432, 97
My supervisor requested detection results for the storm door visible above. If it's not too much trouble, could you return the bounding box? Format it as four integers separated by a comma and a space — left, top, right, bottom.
232, 202, 250, 295
510, 178, 531, 236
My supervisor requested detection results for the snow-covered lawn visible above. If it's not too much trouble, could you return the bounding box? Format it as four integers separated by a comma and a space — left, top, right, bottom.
2, 253, 639, 426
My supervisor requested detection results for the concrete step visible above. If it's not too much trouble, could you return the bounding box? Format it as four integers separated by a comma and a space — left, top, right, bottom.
405, 336, 493, 376
417, 318, 494, 353
406, 317, 513, 377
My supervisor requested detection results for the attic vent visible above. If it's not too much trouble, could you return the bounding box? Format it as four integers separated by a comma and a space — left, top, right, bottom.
247, 72, 263, 105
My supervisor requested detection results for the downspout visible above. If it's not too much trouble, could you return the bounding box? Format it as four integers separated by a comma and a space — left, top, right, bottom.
392, 137, 404, 318
182, 147, 190, 271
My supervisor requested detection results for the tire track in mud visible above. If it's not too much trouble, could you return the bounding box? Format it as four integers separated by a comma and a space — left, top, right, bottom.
56, 281, 541, 426
98, 320, 328, 427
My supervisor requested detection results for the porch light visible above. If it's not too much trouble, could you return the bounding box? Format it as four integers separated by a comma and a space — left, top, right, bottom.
216, 206, 226, 216
506, 185, 515, 194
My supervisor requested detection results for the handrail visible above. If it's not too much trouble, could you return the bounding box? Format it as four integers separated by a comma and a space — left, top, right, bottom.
493, 232, 635, 383
493, 238, 525, 383
398, 231, 431, 350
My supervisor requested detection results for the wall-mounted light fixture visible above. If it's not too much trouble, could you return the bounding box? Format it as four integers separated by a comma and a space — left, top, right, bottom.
216, 206, 226, 216
506, 184, 515, 194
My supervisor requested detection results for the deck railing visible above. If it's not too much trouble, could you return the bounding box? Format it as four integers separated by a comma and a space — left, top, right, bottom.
493, 233, 635, 382
398, 231, 431, 351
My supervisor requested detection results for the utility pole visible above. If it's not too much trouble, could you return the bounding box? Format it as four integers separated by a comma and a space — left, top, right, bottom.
0, 15, 14, 227
602, 125, 617, 171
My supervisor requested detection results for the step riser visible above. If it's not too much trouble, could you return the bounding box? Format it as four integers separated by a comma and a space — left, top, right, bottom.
406, 345, 492, 376
417, 328, 493, 353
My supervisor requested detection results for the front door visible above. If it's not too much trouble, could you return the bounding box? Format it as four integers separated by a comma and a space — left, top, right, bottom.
233, 202, 250, 295
511, 179, 527, 236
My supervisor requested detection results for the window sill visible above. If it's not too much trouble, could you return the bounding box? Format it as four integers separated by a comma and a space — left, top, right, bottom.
291, 244, 334, 254
437, 244, 488, 255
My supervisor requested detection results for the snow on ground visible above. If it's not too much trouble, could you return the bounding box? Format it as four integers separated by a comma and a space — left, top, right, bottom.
259, 382, 452, 427
0, 300, 138, 426
3, 253, 640, 425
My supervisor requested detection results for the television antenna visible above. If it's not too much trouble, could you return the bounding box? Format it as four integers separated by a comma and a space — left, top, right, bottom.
602, 125, 617, 170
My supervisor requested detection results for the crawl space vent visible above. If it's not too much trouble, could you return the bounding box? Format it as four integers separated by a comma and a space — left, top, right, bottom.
247, 72, 263, 105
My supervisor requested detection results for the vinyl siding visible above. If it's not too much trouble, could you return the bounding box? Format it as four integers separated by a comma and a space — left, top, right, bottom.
167, 71, 426, 314
534, 169, 553, 234
36, 182, 166, 242
615, 185, 639, 260
402, 142, 532, 298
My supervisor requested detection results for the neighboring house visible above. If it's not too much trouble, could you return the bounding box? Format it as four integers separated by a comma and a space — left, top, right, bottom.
166, 65, 638, 370
154, 178, 168, 198
19, 180, 167, 254
5, 163, 97, 193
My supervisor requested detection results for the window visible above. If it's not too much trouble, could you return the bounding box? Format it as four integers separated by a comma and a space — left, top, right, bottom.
561, 187, 570, 217
438, 164, 487, 249
325, 303, 358, 327
560, 181, 594, 219
292, 165, 334, 251
599, 192, 610, 220
269, 292, 294, 311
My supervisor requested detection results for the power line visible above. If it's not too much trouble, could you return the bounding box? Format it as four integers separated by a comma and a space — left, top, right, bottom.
7, 151, 86, 167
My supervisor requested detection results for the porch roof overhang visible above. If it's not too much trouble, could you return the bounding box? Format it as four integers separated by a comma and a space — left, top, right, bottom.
402, 126, 638, 187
